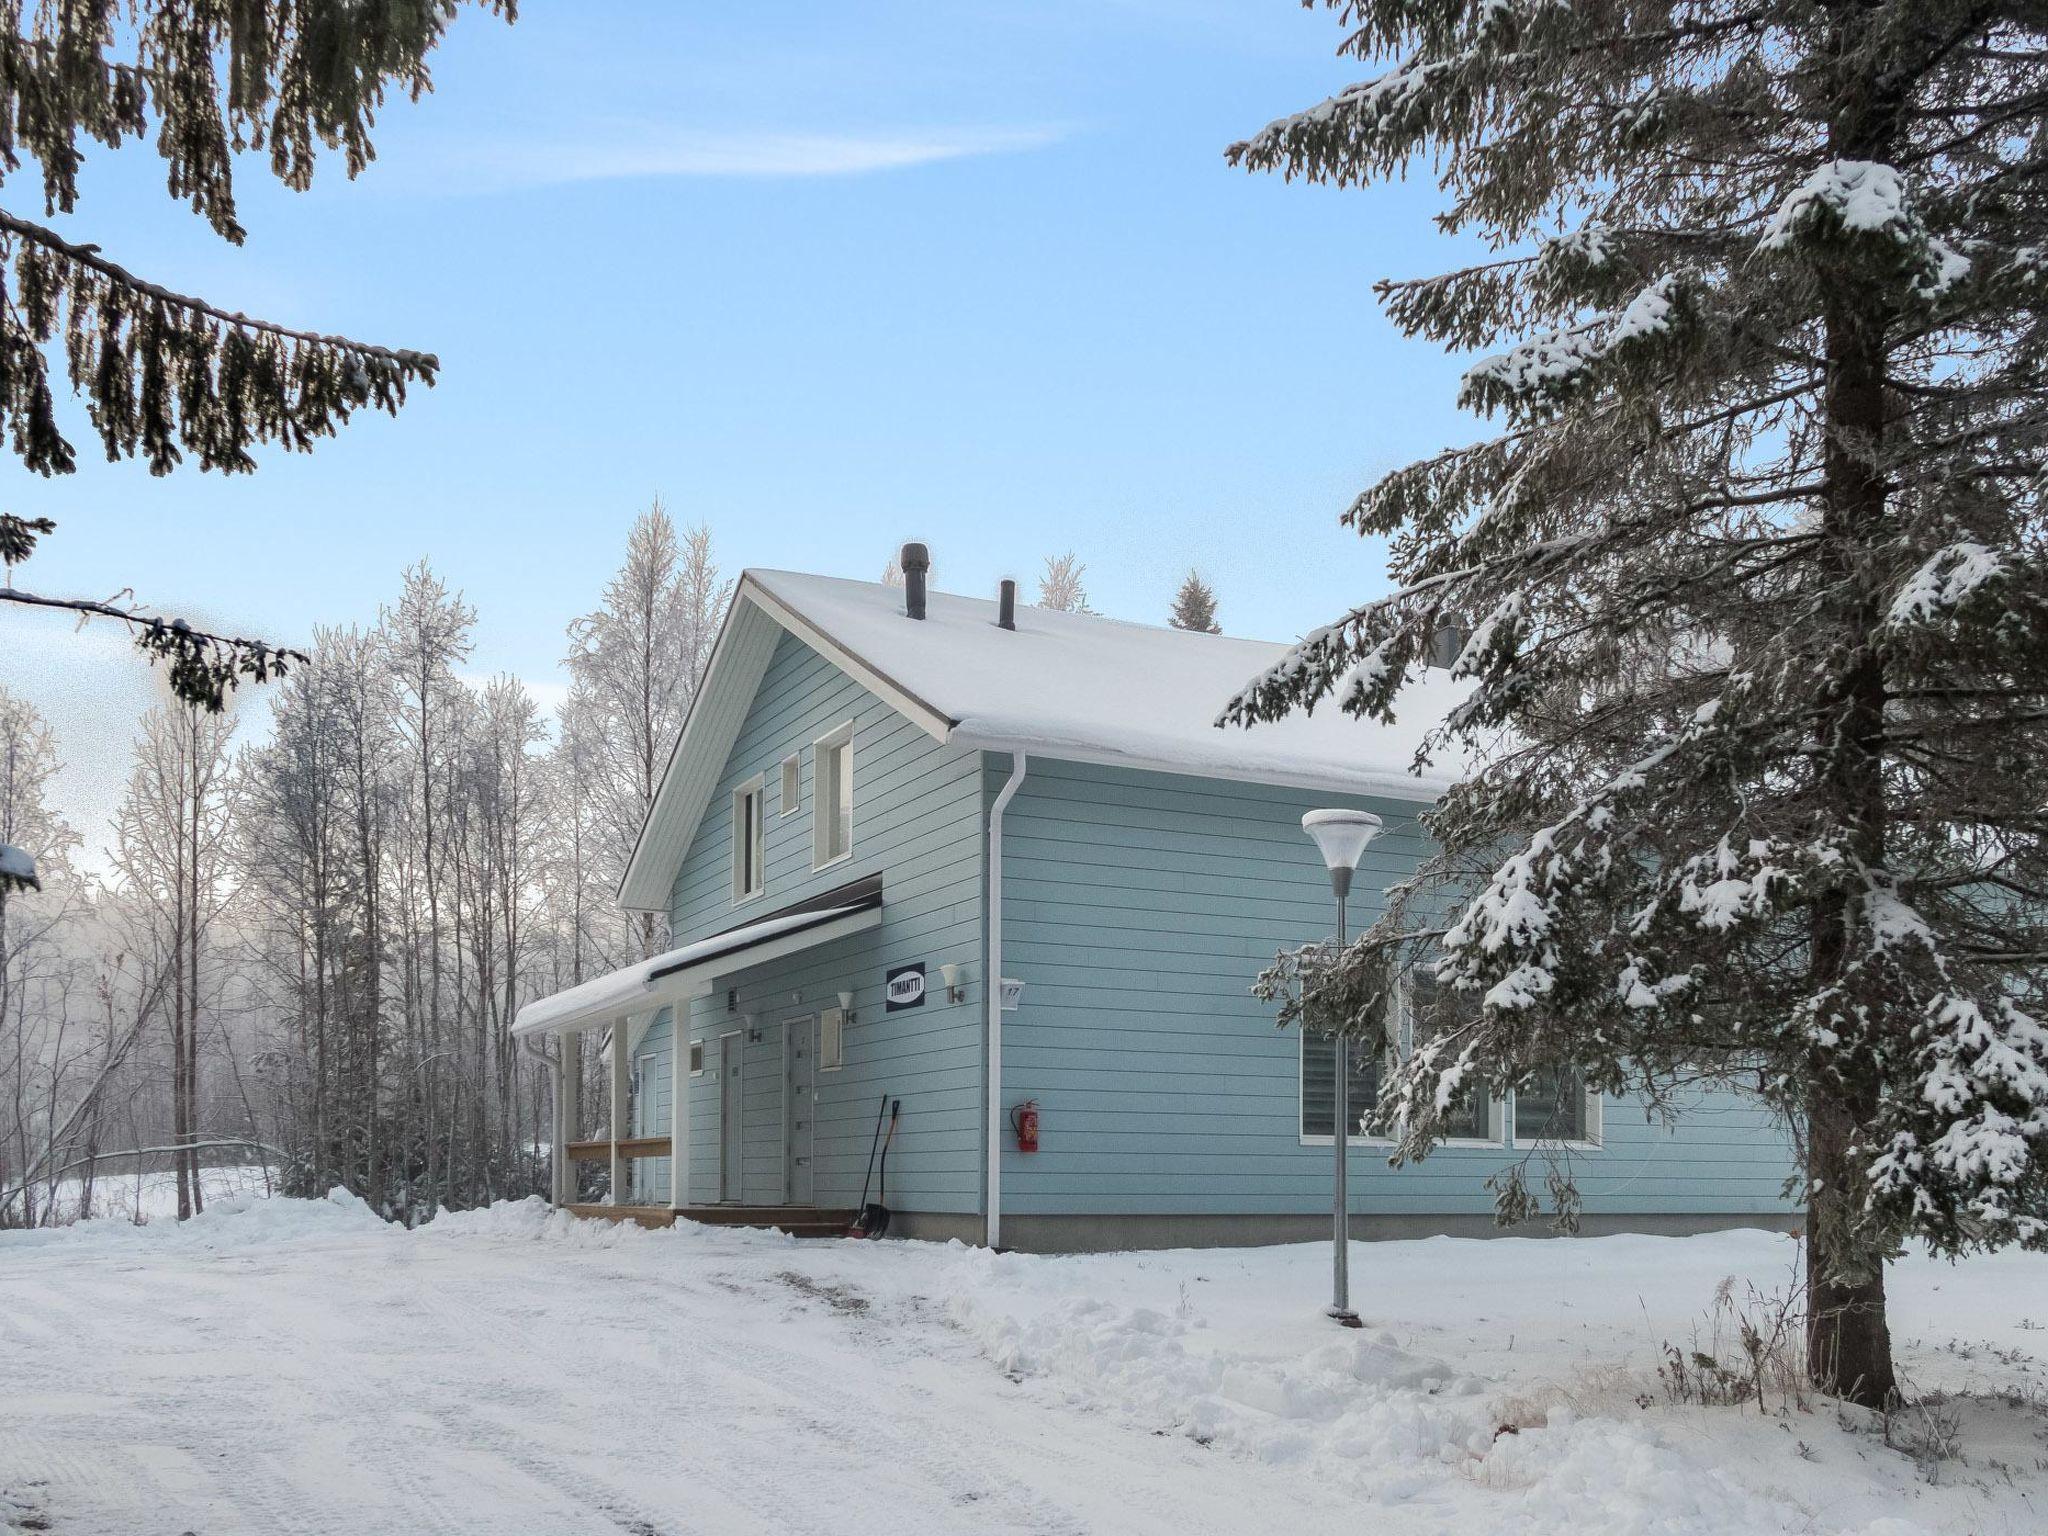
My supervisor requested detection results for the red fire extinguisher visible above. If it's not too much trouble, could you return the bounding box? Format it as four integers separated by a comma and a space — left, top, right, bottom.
1011, 1099, 1040, 1153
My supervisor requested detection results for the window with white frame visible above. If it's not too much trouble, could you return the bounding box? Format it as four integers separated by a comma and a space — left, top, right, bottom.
1300, 1029, 1387, 1141
1300, 978, 1396, 1140
689, 1040, 705, 1077
1512, 1067, 1602, 1146
779, 754, 801, 815
732, 777, 765, 901
819, 1007, 845, 1071
1405, 972, 1503, 1143
812, 723, 853, 867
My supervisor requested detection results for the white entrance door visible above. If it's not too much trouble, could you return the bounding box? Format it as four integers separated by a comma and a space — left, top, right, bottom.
783, 1017, 815, 1206
718, 1032, 743, 1202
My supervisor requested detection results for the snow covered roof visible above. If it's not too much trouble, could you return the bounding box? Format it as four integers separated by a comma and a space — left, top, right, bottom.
616, 567, 1469, 911
746, 569, 1468, 795
511, 895, 882, 1036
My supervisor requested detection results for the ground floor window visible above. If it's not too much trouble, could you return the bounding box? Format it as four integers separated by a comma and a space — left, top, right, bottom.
1405, 973, 1502, 1144
1299, 1029, 1384, 1141
1296, 967, 1602, 1148
1511, 1067, 1602, 1146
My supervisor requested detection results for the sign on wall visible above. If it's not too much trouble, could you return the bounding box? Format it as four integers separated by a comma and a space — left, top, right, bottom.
885, 963, 926, 1012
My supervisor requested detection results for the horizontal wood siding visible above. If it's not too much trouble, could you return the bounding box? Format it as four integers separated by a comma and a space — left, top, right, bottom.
641, 630, 985, 1216
992, 755, 1799, 1220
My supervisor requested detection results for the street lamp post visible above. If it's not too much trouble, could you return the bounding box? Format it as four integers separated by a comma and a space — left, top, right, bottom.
1301, 808, 1383, 1328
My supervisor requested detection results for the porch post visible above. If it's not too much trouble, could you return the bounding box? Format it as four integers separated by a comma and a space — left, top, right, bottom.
669, 1006, 691, 1210
609, 1016, 629, 1205
558, 1028, 582, 1206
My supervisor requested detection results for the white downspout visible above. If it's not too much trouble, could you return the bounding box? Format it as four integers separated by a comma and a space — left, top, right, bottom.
986, 751, 1027, 1250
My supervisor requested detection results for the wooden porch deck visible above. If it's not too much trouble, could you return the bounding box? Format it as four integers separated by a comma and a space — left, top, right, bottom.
563, 1203, 858, 1239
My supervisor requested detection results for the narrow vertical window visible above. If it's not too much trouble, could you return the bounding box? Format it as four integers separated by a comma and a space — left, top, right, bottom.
1406, 973, 1500, 1143
733, 778, 765, 901
1300, 988, 1395, 1140
812, 723, 853, 867
779, 754, 801, 815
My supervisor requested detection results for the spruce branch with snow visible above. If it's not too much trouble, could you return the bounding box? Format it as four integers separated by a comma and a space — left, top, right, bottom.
1228, 0, 2048, 1407
0, 1, 513, 709
1170, 570, 1222, 634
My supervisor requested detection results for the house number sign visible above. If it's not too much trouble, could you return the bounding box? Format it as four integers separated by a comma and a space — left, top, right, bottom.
885, 963, 926, 1012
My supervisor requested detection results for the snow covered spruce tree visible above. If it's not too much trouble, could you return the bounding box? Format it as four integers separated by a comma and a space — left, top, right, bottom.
0, 1, 512, 708
1170, 570, 1223, 633
1226, 1, 2048, 1406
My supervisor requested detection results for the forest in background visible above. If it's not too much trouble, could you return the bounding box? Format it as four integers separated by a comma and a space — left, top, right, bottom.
1, 503, 724, 1225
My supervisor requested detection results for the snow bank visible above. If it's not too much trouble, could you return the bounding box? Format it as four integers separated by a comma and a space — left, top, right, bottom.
942, 1284, 1825, 1533
1, 1185, 385, 1253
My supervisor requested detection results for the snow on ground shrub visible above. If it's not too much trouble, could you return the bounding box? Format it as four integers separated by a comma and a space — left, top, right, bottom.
0, 1185, 385, 1253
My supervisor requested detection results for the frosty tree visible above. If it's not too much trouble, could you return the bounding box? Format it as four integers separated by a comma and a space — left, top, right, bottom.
1170, 570, 1222, 633
1037, 552, 1093, 613
1226, 1, 2048, 1406
562, 502, 728, 961
0, 1, 512, 709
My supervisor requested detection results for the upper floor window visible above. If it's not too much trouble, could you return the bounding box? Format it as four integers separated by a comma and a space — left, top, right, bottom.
779, 754, 801, 816
732, 776, 765, 902
813, 723, 853, 868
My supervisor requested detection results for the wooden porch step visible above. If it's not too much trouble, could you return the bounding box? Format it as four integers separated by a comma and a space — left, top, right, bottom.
678, 1205, 858, 1239
563, 1203, 675, 1229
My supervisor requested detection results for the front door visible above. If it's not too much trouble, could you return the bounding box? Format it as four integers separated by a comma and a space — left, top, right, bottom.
783, 1016, 815, 1205
718, 1032, 743, 1202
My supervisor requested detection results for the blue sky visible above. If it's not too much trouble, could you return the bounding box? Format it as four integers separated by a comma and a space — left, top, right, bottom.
5, 2, 1487, 854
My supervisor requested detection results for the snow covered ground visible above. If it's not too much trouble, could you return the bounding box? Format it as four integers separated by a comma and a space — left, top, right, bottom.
3, 1196, 2043, 1535
19, 1161, 277, 1227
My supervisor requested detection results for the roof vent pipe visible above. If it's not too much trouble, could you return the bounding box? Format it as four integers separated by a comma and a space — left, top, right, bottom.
901, 543, 930, 620
997, 578, 1016, 631
1427, 620, 1466, 670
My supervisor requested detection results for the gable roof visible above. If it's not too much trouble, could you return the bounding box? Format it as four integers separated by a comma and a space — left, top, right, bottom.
616, 567, 1469, 911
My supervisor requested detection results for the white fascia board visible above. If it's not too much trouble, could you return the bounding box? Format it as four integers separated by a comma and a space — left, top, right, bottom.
738, 577, 956, 742
944, 732, 1452, 804
616, 595, 780, 912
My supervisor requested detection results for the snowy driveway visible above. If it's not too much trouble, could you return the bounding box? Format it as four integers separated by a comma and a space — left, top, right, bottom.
4, 1195, 2046, 1535
1, 1197, 1369, 1536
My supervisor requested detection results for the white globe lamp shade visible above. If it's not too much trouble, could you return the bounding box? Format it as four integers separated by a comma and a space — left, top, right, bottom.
1301, 808, 1383, 875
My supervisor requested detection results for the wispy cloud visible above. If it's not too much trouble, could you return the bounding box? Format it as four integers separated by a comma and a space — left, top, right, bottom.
448, 123, 1067, 191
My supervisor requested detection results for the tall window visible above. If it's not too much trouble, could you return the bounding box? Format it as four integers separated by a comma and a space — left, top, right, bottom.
1405, 973, 1500, 1143
779, 753, 801, 816
732, 778, 765, 901
813, 723, 853, 867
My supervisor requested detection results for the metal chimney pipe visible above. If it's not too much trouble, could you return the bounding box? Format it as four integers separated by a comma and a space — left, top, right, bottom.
997, 578, 1016, 631
901, 542, 930, 620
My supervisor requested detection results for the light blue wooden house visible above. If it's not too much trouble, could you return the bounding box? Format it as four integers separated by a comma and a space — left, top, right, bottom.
512, 549, 1798, 1250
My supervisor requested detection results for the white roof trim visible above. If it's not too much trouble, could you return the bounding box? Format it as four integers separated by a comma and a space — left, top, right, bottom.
739, 576, 955, 742
944, 730, 1451, 802
510, 904, 881, 1037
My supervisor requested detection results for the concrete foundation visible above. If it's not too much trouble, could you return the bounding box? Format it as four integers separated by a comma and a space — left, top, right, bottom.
919, 1209, 1803, 1254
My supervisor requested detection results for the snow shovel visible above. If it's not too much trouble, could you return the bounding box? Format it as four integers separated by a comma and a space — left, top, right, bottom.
849, 1098, 900, 1238
846, 1095, 888, 1237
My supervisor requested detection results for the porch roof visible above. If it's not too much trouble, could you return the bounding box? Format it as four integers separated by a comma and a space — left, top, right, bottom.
510, 885, 883, 1038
